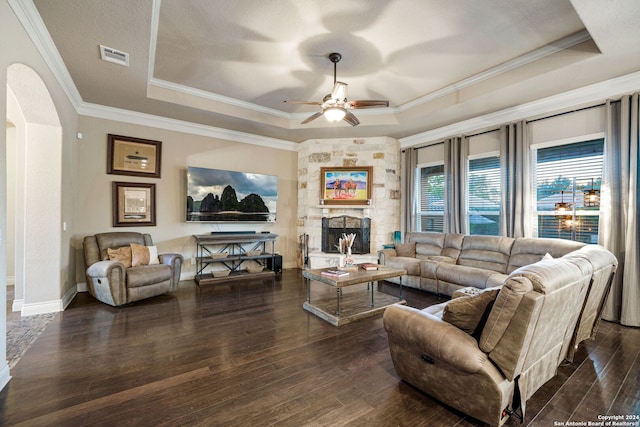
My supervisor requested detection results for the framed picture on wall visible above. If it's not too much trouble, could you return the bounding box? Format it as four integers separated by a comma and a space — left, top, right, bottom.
107, 134, 162, 178
112, 182, 156, 227
320, 166, 373, 205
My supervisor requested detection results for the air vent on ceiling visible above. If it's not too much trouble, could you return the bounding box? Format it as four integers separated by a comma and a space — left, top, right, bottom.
99, 45, 129, 67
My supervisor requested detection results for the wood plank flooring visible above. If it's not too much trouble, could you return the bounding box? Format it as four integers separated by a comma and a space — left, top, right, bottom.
0, 269, 638, 426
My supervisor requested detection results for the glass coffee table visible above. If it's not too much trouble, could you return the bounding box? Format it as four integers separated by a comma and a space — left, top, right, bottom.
302, 266, 407, 326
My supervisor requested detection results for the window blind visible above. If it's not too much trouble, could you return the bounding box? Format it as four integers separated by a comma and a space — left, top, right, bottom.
418, 164, 444, 232
468, 156, 501, 235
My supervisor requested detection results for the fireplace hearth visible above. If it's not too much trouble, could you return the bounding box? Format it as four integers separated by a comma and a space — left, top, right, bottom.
322, 216, 371, 254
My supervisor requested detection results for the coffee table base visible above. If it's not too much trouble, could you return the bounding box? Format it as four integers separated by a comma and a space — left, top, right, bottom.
303, 289, 406, 326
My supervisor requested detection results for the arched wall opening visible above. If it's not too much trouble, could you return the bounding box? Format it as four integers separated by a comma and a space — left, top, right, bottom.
6, 63, 62, 316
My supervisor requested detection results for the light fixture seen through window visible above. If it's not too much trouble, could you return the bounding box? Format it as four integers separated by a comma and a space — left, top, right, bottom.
324, 107, 346, 122
584, 178, 600, 207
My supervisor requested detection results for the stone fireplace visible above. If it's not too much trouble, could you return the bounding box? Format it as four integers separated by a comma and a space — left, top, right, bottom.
297, 137, 401, 269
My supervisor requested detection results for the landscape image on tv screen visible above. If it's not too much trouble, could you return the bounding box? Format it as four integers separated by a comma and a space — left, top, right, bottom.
186, 166, 278, 222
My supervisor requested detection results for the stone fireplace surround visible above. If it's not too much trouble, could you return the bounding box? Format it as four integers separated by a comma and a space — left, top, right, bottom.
297, 137, 401, 269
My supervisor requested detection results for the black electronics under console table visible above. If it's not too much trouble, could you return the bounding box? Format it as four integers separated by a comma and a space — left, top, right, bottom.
193, 233, 278, 285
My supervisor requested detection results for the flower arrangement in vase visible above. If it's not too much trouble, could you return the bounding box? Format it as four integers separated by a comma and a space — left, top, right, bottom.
336, 233, 356, 269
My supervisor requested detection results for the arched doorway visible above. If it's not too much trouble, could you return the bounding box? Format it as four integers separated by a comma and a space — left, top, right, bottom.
5, 63, 62, 315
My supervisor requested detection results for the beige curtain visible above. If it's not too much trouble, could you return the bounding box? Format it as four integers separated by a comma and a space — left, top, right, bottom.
401, 148, 418, 236
499, 121, 531, 238
600, 95, 640, 327
444, 136, 468, 233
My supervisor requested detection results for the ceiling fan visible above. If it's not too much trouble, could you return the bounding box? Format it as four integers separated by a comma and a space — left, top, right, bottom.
285, 52, 389, 126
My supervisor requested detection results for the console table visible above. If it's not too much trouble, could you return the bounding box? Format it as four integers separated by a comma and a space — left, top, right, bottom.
193, 233, 278, 285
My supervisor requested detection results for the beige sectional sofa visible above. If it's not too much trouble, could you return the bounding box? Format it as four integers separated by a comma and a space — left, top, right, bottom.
378, 232, 587, 296
381, 232, 618, 426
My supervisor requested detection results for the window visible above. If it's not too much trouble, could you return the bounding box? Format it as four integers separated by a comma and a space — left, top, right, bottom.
417, 164, 444, 232
468, 155, 501, 235
533, 138, 604, 243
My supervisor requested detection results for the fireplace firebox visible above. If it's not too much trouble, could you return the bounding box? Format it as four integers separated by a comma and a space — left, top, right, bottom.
321, 216, 371, 254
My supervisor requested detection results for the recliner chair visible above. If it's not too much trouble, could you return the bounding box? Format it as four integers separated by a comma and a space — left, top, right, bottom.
83, 232, 183, 306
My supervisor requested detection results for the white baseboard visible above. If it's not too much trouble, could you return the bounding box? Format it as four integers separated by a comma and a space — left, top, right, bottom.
6, 276, 15, 286
12, 299, 23, 312
21, 299, 63, 316
77, 282, 88, 292
62, 286, 77, 310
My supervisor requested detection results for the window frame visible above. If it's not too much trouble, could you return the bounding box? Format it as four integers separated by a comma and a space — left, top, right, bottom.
467, 151, 501, 236
415, 161, 445, 233
530, 133, 604, 243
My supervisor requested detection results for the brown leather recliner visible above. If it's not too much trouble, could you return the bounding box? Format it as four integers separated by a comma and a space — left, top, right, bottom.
83, 232, 183, 306
383, 255, 595, 426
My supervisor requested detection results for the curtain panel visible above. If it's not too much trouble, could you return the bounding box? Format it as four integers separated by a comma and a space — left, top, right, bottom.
600, 94, 640, 327
401, 148, 418, 237
499, 121, 531, 238
444, 136, 468, 234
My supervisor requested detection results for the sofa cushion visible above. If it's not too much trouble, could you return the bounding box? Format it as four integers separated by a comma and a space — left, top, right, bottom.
479, 276, 533, 353
420, 256, 456, 279
126, 264, 173, 288
406, 232, 445, 257
386, 257, 421, 276
507, 237, 585, 273
442, 287, 500, 335
436, 263, 507, 289
458, 235, 515, 274
395, 242, 416, 257
107, 246, 132, 268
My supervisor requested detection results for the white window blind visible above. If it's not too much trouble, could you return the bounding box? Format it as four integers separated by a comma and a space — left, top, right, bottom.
468, 155, 501, 235
534, 138, 604, 243
417, 164, 444, 232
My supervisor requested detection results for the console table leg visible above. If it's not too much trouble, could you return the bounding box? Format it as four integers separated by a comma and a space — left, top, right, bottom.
336, 288, 341, 316
306, 278, 311, 303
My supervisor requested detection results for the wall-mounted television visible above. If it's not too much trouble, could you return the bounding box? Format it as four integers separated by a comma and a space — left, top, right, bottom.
186, 166, 278, 222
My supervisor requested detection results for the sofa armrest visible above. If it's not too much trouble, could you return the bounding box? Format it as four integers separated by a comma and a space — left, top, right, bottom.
378, 248, 398, 265
383, 304, 489, 374
159, 253, 184, 288
86, 260, 127, 306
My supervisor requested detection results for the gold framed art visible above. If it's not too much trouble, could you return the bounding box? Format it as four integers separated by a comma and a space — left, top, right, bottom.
107, 134, 162, 178
112, 182, 156, 227
319, 166, 373, 205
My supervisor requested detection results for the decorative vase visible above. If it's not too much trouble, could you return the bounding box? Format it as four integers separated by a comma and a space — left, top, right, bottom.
345, 247, 354, 267
338, 254, 346, 268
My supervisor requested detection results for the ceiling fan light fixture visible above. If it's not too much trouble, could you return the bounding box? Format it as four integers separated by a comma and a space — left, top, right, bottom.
324, 106, 346, 122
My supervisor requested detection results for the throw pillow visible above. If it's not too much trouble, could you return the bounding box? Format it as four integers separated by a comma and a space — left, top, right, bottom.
395, 242, 416, 258
442, 287, 500, 335
131, 243, 160, 267
147, 245, 160, 265
107, 246, 132, 268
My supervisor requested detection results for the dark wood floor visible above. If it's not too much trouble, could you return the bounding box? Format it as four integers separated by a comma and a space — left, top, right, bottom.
0, 269, 638, 426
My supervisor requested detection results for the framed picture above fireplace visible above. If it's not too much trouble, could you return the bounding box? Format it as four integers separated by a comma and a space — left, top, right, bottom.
320, 166, 372, 205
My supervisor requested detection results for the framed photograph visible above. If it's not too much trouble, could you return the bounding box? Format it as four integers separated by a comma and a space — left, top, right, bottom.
112, 182, 156, 227
107, 134, 162, 178
320, 166, 373, 205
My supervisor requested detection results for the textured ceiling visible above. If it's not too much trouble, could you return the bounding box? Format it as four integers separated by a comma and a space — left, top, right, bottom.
29, 0, 640, 145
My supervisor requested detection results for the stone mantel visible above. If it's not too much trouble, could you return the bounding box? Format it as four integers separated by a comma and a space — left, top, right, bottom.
297, 137, 401, 268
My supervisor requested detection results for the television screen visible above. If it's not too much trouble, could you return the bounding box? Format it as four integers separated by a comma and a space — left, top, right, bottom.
186, 166, 278, 222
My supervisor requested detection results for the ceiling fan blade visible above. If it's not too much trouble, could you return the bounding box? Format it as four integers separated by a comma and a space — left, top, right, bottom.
331, 82, 348, 101
347, 100, 389, 109
284, 100, 322, 106
301, 111, 323, 124
343, 111, 360, 126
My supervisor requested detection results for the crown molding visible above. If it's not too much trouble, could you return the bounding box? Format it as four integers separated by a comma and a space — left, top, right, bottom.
77, 102, 300, 151
8, 0, 83, 109
400, 70, 640, 148
398, 30, 593, 113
